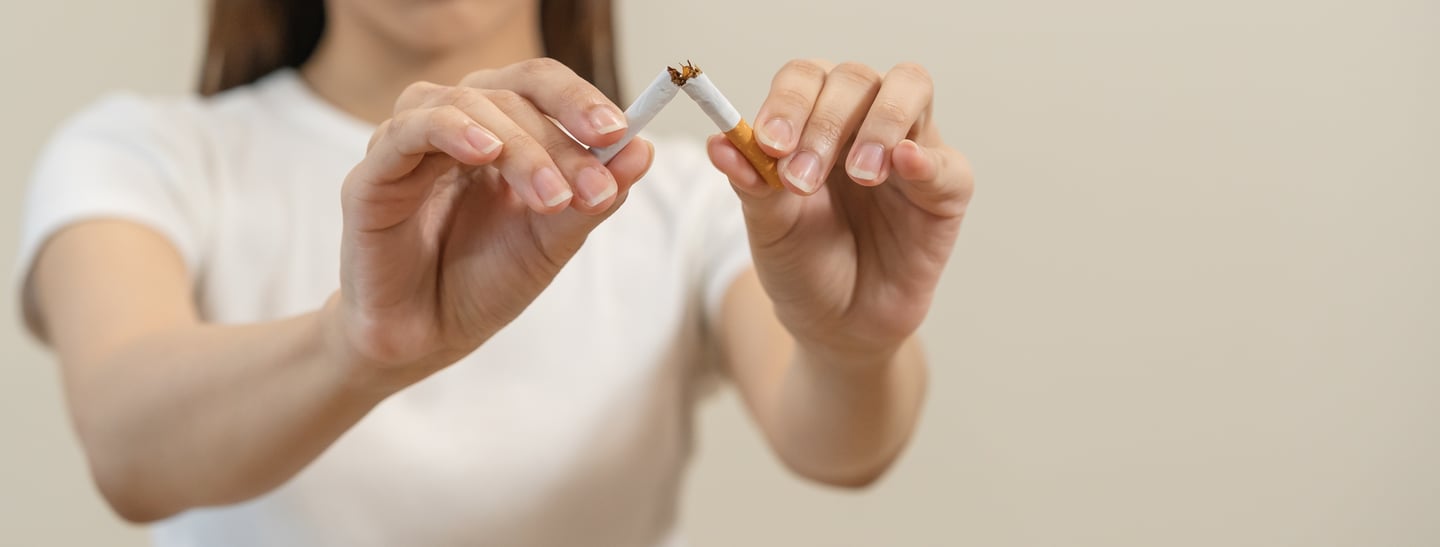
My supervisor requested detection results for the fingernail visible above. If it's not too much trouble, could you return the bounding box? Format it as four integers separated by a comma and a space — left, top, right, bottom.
533, 167, 573, 207
784, 151, 821, 194
576, 167, 616, 208
757, 118, 794, 151
849, 143, 885, 181
464, 125, 502, 155
589, 106, 627, 135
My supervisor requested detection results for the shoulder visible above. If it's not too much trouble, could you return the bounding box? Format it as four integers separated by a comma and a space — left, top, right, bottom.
29, 88, 223, 199
41, 72, 314, 188
50, 70, 296, 154
50, 91, 206, 152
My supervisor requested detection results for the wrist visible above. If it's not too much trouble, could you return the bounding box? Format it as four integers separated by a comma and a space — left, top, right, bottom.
793, 335, 906, 371
316, 292, 410, 400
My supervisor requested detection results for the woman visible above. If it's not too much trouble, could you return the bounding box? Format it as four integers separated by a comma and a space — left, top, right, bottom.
17, 0, 972, 545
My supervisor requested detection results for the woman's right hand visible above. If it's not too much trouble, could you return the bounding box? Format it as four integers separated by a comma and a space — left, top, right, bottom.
327, 58, 652, 391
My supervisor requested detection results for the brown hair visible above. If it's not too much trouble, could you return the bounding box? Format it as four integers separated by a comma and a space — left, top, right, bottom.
197, 0, 620, 102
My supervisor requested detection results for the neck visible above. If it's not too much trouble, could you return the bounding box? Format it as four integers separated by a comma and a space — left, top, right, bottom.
300, 9, 544, 125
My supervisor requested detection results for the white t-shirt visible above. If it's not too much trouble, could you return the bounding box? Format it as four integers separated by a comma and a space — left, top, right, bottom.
17, 69, 753, 547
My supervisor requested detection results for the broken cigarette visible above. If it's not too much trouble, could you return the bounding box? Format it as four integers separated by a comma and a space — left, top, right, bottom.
591, 62, 783, 190
589, 69, 680, 164
674, 63, 783, 189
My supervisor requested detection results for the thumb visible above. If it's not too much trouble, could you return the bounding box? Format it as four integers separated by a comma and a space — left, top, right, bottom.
890, 138, 974, 219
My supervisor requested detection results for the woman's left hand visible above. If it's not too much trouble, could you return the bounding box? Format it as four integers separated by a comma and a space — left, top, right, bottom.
707, 60, 974, 365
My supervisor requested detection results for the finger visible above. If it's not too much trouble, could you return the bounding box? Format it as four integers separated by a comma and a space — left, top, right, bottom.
753, 59, 831, 157
603, 136, 655, 192
782, 62, 881, 195
346, 106, 504, 232
483, 88, 617, 214
393, 80, 451, 114
706, 134, 776, 199
434, 87, 575, 213
892, 138, 939, 182
847, 62, 934, 186
361, 105, 503, 180
892, 139, 974, 218
464, 58, 628, 148
529, 138, 653, 252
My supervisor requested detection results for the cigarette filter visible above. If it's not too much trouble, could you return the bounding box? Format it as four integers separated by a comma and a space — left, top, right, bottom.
590, 70, 680, 164
679, 71, 783, 189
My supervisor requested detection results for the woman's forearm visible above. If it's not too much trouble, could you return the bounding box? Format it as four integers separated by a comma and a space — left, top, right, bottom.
64, 300, 383, 522
766, 338, 928, 487
719, 269, 928, 487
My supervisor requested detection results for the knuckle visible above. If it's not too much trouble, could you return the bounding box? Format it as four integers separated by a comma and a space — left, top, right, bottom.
396, 81, 446, 114
368, 120, 392, 150
559, 81, 599, 108
543, 136, 577, 157
780, 59, 830, 82
399, 80, 441, 102
503, 131, 542, 155
432, 86, 466, 106
483, 88, 526, 111
426, 105, 464, 132
831, 62, 881, 87
955, 151, 975, 185
521, 57, 568, 76
386, 112, 411, 138
806, 112, 848, 148
873, 99, 912, 126
953, 160, 976, 202
889, 62, 933, 87
770, 86, 815, 113
446, 87, 488, 111
459, 68, 497, 88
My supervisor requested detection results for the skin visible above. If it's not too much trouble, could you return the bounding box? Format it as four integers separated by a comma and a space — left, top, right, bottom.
26, 0, 973, 523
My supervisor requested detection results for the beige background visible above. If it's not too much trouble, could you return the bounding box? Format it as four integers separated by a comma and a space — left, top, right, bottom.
2, 0, 1437, 545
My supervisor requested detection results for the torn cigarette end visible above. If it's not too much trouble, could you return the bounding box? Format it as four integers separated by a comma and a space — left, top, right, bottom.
666, 61, 703, 86
676, 66, 784, 189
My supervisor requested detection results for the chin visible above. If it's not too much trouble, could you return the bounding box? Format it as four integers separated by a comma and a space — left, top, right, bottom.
387, 0, 533, 52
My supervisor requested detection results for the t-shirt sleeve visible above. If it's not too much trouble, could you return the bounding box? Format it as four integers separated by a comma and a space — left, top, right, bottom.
688, 146, 754, 329
14, 93, 209, 333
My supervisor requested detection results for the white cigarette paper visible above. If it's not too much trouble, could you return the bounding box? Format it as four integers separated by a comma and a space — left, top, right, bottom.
679, 69, 784, 189
589, 70, 679, 164
680, 74, 743, 133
